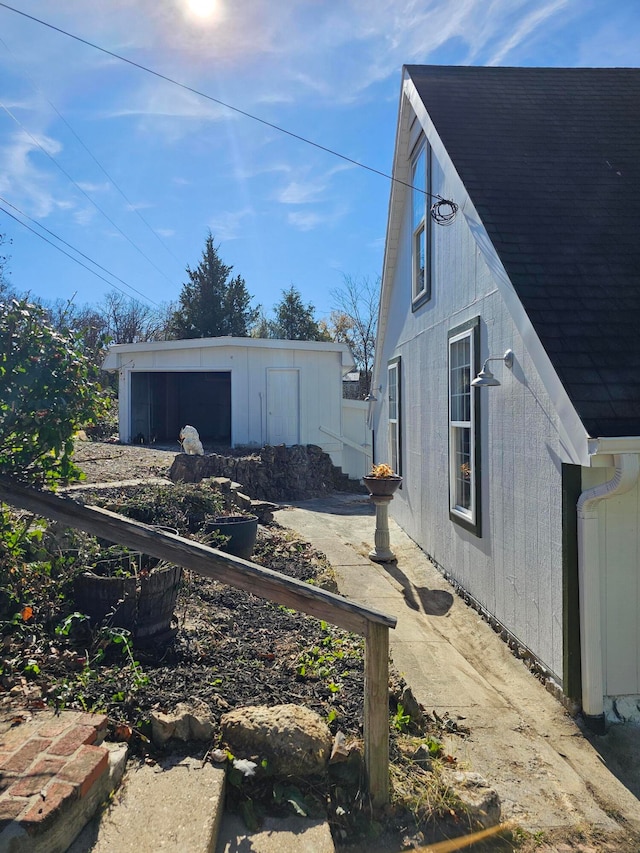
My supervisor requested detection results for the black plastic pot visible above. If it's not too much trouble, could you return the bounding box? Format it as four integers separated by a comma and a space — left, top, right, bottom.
206, 515, 259, 560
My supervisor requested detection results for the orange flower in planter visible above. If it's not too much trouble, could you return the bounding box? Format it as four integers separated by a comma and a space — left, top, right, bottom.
363, 464, 402, 498
368, 463, 398, 479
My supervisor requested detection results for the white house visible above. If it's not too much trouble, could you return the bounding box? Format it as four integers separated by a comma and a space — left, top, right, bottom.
103, 336, 371, 479
371, 66, 640, 730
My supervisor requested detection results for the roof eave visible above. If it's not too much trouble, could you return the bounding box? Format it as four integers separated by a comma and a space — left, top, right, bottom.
587, 436, 640, 466
102, 336, 354, 371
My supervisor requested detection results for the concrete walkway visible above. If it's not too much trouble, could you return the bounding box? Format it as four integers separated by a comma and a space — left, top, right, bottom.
276, 493, 640, 836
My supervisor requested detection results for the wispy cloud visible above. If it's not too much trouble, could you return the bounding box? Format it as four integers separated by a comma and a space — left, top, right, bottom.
573, 7, 640, 66
287, 210, 325, 231
0, 0, 634, 314
276, 179, 326, 205
100, 80, 230, 124
287, 204, 347, 232
485, 0, 569, 65
273, 160, 356, 205
234, 162, 292, 181
207, 207, 254, 241
72, 205, 96, 226
367, 235, 386, 252
0, 130, 63, 218
77, 180, 111, 194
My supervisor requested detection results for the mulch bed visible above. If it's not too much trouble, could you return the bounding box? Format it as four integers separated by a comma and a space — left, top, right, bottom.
53, 526, 367, 743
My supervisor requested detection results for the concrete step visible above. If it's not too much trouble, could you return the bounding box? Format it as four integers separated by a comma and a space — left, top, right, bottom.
68, 750, 335, 853
215, 813, 335, 853
68, 751, 225, 853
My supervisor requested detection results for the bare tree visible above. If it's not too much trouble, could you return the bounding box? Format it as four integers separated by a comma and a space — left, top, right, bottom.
330, 275, 380, 398
101, 291, 162, 344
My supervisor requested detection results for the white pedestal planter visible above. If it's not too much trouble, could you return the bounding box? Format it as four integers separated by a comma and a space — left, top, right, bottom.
363, 476, 402, 563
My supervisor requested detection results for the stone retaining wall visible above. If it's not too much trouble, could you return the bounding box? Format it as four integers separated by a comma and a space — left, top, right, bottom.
169, 444, 365, 501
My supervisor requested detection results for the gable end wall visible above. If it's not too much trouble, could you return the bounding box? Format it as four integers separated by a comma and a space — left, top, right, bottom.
374, 111, 568, 682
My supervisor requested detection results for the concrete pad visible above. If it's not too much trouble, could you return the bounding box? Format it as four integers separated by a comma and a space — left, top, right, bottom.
70, 751, 225, 853
215, 814, 334, 853
276, 497, 640, 836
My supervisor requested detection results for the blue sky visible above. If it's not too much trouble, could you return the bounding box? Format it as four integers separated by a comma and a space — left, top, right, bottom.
1, 0, 639, 322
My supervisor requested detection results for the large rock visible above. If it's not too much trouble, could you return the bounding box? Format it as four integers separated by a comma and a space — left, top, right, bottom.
441, 769, 501, 829
150, 702, 216, 747
220, 704, 333, 777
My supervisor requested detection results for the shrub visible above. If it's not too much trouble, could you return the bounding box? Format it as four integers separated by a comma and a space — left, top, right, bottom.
0, 298, 105, 486
89, 482, 226, 535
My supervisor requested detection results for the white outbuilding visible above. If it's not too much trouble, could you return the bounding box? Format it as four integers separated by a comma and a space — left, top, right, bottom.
102, 336, 371, 479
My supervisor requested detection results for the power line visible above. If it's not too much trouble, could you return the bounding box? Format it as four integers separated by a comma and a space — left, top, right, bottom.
0, 2, 458, 219
0, 34, 181, 264
0, 99, 177, 288
0, 196, 160, 306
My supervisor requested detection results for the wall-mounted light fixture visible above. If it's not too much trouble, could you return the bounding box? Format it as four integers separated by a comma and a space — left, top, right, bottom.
364, 385, 382, 402
471, 349, 514, 388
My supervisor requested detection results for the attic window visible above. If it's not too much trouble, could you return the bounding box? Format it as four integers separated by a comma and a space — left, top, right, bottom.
411, 140, 431, 310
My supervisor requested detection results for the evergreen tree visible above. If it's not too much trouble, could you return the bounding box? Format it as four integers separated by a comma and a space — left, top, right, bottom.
170, 233, 257, 338
270, 285, 330, 341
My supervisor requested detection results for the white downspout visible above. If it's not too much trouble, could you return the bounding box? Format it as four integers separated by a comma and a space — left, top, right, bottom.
576, 453, 640, 729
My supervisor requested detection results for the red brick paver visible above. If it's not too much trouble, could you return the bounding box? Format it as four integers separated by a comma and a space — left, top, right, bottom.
22, 779, 76, 833
0, 709, 109, 843
48, 724, 98, 757
59, 745, 109, 797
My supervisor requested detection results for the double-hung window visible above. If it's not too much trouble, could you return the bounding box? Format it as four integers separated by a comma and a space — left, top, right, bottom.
388, 357, 401, 476
411, 140, 431, 309
448, 318, 481, 536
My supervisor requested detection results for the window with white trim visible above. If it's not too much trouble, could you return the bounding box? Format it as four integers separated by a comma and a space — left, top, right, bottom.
411, 141, 431, 308
448, 319, 481, 535
388, 357, 401, 476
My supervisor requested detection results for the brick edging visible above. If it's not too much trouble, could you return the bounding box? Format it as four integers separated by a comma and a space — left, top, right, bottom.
0, 710, 108, 839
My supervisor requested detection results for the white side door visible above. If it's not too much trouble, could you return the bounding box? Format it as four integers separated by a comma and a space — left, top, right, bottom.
266, 368, 300, 446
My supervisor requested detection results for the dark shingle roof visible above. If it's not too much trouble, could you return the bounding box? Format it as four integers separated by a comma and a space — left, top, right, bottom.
406, 65, 640, 438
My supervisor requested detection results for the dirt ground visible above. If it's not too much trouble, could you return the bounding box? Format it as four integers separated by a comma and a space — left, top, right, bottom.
71, 438, 180, 484
2, 440, 474, 850
56, 441, 640, 851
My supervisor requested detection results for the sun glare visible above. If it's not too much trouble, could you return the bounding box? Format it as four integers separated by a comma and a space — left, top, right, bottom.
187, 0, 217, 18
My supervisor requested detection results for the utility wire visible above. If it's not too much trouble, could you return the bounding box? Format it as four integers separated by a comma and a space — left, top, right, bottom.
0, 196, 160, 306
1, 203, 125, 294
0, 2, 458, 218
0, 34, 181, 264
0, 99, 176, 289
